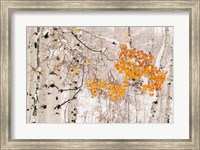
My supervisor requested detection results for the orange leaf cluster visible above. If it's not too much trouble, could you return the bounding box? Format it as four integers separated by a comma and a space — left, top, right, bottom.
114, 44, 167, 96
86, 44, 167, 100
86, 79, 128, 101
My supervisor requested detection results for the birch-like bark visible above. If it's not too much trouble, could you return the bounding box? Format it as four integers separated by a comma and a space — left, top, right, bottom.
27, 27, 41, 123
27, 27, 37, 123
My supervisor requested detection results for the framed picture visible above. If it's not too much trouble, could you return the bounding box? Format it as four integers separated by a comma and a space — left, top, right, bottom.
1, 0, 199, 149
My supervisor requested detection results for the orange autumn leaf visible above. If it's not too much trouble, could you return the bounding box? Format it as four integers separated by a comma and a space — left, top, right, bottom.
86, 60, 91, 65
149, 93, 154, 97
72, 28, 81, 33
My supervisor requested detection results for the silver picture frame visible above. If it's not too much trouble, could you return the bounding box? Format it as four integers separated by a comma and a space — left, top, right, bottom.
0, 0, 199, 149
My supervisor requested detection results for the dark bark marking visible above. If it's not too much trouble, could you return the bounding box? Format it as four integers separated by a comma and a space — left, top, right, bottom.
59, 89, 63, 93
49, 71, 58, 76
48, 83, 59, 90
41, 105, 47, 109
44, 32, 49, 38
167, 119, 170, 123
34, 42, 37, 49
128, 27, 132, 46
37, 75, 40, 80
32, 106, 37, 116
153, 101, 158, 104
54, 105, 61, 110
